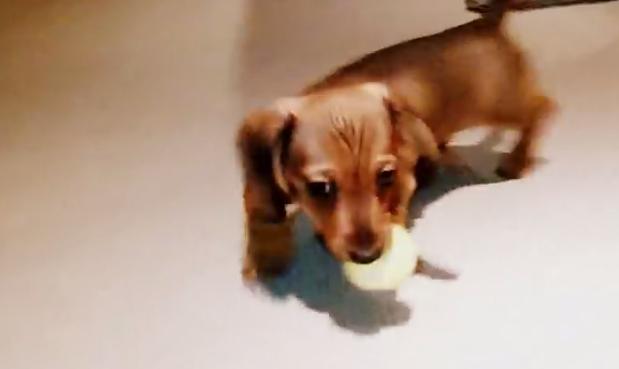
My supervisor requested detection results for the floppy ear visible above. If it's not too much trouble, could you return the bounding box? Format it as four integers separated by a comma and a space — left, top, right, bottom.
357, 82, 439, 224
358, 81, 439, 161
394, 108, 440, 162
236, 102, 298, 223
373, 86, 439, 163
390, 106, 441, 189
237, 102, 301, 279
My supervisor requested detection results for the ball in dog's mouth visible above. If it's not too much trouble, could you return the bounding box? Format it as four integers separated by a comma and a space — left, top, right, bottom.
342, 225, 419, 291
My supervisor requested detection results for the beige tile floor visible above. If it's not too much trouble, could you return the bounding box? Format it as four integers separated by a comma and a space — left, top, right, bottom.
1, 1, 619, 368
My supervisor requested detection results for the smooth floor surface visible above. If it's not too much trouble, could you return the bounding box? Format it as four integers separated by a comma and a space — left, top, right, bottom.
1, 1, 619, 368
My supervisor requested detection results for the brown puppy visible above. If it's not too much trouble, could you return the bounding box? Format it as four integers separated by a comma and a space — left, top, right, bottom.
238, 1, 555, 280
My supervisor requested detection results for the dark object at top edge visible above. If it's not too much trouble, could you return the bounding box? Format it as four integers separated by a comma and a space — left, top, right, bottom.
467, 0, 618, 13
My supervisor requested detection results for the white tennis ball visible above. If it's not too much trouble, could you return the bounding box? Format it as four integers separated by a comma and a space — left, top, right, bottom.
343, 225, 419, 291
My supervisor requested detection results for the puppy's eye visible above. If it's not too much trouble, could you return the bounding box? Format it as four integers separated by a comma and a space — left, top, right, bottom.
377, 168, 396, 189
306, 181, 337, 200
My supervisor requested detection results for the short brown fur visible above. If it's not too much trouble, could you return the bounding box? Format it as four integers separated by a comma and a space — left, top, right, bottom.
238, 2, 556, 280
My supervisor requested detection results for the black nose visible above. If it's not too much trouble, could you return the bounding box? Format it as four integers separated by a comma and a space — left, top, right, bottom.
349, 248, 381, 264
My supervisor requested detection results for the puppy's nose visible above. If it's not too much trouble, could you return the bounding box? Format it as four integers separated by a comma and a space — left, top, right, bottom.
349, 248, 381, 264
345, 228, 381, 263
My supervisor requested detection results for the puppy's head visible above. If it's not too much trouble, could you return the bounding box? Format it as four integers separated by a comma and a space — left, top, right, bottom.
240, 83, 437, 264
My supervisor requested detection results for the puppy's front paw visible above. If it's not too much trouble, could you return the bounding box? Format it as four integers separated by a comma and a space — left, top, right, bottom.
415, 258, 458, 281
242, 257, 259, 283
496, 154, 534, 179
243, 220, 295, 280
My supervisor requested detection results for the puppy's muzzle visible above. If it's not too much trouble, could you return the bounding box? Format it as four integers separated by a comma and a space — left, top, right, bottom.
346, 228, 382, 264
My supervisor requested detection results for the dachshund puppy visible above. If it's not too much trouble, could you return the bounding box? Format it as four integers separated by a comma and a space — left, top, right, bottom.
238, 0, 555, 280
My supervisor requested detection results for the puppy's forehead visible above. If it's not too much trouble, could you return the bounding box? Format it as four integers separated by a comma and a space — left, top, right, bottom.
301, 89, 387, 120
292, 91, 393, 176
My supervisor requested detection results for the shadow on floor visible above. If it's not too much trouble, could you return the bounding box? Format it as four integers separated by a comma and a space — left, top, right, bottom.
261, 215, 412, 335
257, 133, 511, 334
410, 130, 508, 222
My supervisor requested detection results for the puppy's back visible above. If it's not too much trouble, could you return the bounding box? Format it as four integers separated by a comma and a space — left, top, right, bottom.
305, 16, 533, 131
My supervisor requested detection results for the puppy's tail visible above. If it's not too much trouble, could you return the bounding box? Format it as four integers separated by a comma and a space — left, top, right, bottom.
466, 0, 512, 25
467, 0, 618, 21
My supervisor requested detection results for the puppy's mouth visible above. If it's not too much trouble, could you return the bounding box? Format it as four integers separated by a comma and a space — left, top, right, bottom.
314, 232, 383, 264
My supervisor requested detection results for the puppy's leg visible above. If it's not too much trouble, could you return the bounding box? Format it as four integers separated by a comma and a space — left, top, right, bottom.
238, 111, 296, 281
496, 125, 538, 179
242, 181, 294, 281
497, 95, 555, 179
415, 258, 458, 280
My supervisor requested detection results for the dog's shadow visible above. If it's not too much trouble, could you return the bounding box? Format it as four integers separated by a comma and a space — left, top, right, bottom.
411, 131, 509, 220
262, 215, 411, 335
257, 133, 511, 334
